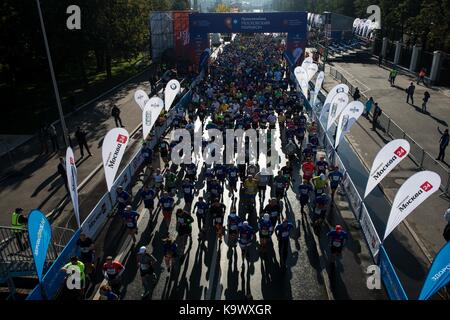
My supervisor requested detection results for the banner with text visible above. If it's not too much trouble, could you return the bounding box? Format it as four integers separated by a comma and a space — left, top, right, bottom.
383, 171, 441, 240
28, 209, 52, 282
65, 148, 80, 228
364, 139, 410, 198
319, 84, 349, 122
326, 92, 349, 131
335, 101, 364, 148
102, 128, 129, 192
419, 241, 450, 300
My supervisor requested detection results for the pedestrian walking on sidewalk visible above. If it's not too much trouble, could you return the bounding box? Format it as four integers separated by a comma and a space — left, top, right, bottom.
437, 127, 449, 162
372, 103, 382, 131
364, 97, 374, 117
421, 91, 430, 113
111, 104, 123, 128
11, 208, 28, 251
406, 82, 415, 105
352, 87, 361, 101
389, 68, 398, 86
417, 68, 427, 85
75, 126, 92, 158
49, 124, 60, 152
57, 156, 69, 195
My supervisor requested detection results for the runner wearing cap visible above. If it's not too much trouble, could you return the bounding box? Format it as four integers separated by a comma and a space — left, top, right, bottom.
327, 225, 348, 263
258, 214, 274, 254
123, 205, 139, 244
328, 165, 344, 200
137, 246, 157, 298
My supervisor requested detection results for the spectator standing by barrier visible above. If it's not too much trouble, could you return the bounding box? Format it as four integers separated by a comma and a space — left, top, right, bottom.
38, 126, 49, 154
75, 126, 92, 158
422, 91, 430, 113
406, 82, 415, 105
49, 124, 59, 152
11, 208, 28, 251
372, 103, 382, 131
111, 104, 123, 128
437, 127, 449, 162
352, 87, 360, 101
57, 156, 69, 195
364, 97, 374, 117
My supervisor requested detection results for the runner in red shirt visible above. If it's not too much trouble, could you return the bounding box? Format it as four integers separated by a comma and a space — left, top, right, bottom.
102, 256, 125, 295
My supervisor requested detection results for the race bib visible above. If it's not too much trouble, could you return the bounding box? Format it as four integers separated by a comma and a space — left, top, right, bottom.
333, 176, 340, 181
231, 172, 236, 177
230, 224, 238, 231
127, 222, 135, 227
282, 231, 289, 237
197, 209, 204, 214
164, 202, 171, 208
271, 211, 278, 217
144, 153, 149, 157
140, 264, 149, 271
333, 241, 342, 247
107, 268, 116, 275
184, 188, 191, 193
81, 247, 90, 253
262, 230, 269, 236
277, 183, 284, 188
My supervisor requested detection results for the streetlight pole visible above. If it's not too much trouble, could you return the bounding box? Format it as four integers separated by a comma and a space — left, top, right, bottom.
36, 0, 69, 148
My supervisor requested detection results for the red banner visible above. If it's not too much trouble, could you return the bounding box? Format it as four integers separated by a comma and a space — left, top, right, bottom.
172, 11, 190, 61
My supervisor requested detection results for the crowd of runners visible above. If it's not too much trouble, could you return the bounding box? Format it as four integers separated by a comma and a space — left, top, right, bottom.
65, 34, 348, 300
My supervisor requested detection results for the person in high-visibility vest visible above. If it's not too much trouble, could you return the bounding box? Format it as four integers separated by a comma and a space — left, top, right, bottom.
61, 256, 86, 300
11, 208, 27, 251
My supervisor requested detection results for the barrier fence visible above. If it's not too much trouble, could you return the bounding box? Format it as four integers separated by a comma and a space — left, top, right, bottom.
26, 80, 197, 300
292, 66, 408, 299
328, 66, 450, 196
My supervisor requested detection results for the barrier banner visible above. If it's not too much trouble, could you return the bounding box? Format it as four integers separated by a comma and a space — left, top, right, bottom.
28, 209, 52, 282
359, 205, 381, 257
134, 90, 149, 111
102, 128, 129, 192
165, 79, 181, 111
379, 245, 409, 300
65, 147, 80, 228
143, 97, 164, 140
364, 139, 410, 198
419, 241, 450, 300
383, 171, 441, 240
81, 193, 113, 239
294, 66, 309, 98
301, 56, 313, 69
326, 92, 349, 131
319, 84, 349, 122
335, 101, 364, 148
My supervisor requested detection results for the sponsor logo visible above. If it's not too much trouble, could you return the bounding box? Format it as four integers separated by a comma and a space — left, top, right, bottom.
394, 146, 407, 158
170, 83, 177, 90
33, 219, 46, 257
431, 263, 450, 282
420, 181, 433, 192
398, 188, 423, 212
349, 107, 359, 113
372, 155, 398, 180
69, 157, 75, 165
117, 134, 128, 144
145, 111, 152, 126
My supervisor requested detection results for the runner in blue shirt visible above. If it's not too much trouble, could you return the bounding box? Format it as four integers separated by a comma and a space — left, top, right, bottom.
193, 197, 209, 237
184, 162, 197, 182
258, 214, 274, 254
181, 178, 194, 204
208, 179, 223, 202
116, 186, 130, 218
226, 165, 239, 196
238, 221, 254, 262
141, 142, 153, 167
316, 156, 329, 175
227, 210, 242, 248
123, 205, 139, 244
159, 192, 175, 227
328, 165, 344, 200
275, 219, 294, 270
140, 185, 156, 216
327, 225, 348, 262
214, 163, 226, 185
298, 180, 313, 213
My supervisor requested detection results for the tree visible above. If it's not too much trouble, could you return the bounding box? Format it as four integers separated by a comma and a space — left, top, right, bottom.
215, 3, 231, 12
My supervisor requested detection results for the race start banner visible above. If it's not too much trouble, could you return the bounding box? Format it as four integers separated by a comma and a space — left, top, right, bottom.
102, 128, 130, 192
65, 147, 80, 228
28, 209, 52, 282
383, 171, 441, 241
419, 241, 450, 300
364, 139, 410, 198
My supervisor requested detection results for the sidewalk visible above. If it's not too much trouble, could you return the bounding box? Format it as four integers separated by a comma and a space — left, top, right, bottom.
329, 60, 450, 163
0, 71, 152, 226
